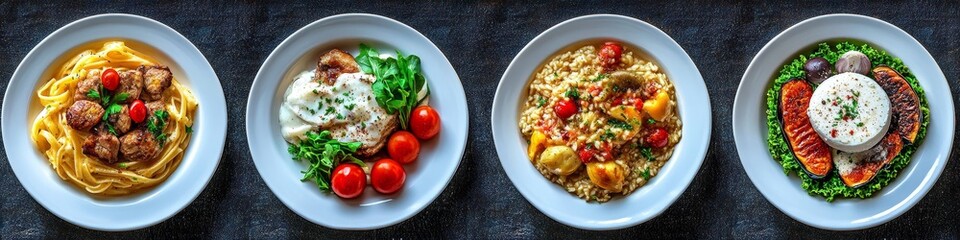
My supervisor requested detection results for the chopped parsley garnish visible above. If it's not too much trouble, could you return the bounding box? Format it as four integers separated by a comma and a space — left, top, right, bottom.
564, 87, 580, 99
591, 74, 607, 82
641, 168, 651, 180
647, 118, 656, 125
537, 96, 547, 108
345, 103, 356, 110
146, 110, 169, 143
608, 119, 633, 130
186, 125, 193, 134
640, 147, 655, 161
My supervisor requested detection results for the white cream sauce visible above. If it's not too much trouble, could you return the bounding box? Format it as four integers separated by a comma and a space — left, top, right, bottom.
280, 70, 394, 146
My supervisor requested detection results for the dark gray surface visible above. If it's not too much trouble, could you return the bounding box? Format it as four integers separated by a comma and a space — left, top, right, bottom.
1, 1, 958, 239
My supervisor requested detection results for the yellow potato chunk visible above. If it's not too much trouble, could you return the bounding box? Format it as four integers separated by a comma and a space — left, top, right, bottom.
527, 131, 547, 160
586, 161, 625, 192
538, 146, 582, 176
643, 91, 671, 121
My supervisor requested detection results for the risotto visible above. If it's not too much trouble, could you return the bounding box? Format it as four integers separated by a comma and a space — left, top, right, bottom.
519, 42, 682, 202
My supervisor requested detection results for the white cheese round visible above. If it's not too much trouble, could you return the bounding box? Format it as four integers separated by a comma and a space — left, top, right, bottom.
807, 72, 891, 153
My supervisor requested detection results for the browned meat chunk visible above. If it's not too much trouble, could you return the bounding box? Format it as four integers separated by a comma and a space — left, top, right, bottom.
138, 65, 172, 101
117, 69, 143, 102
74, 69, 102, 102
119, 129, 161, 162
145, 101, 166, 117
66, 100, 104, 131
82, 132, 120, 163
107, 105, 132, 134
316, 49, 360, 85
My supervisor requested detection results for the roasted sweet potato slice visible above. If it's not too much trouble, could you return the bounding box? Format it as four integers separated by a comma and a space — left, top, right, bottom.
836, 132, 904, 187
871, 66, 921, 143
780, 79, 833, 178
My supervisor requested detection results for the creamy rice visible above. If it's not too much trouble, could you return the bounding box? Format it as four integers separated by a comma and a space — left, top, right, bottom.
519, 44, 682, 202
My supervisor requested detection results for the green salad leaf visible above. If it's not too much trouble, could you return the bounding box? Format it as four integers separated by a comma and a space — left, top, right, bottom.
288, 130, 364, 192
356, 44, 429, 129
765, 42, 929, 201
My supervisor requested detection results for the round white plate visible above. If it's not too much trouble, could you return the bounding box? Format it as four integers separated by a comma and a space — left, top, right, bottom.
2, 14, 228, 231
733, 14, 955, 230
491, 14, 711, 230
246, 13, 468, 230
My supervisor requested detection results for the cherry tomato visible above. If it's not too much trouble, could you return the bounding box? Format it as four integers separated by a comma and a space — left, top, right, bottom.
646, 128, 669, 148
578, 147, 597, 163
410, 106, 441, 140
633, 97, 645, 110
553, 99, 578, 119
101, 68, 120, 91
129, 100, 147, 123
598, 42, 623, 70
370, 158, 406, 194
331, 163, 366, 198
387, 131, 420, 164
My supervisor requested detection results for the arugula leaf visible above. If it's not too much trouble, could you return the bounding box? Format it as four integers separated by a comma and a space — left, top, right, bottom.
358, 44, 429, 129
288, 130, 364, 192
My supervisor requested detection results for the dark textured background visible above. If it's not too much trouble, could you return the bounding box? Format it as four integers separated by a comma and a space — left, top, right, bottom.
1, 1, 958, 239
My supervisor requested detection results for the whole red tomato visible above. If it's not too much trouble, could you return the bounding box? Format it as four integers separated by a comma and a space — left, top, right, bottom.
370, 158, 406, 194
598, 42, 623, 70
331, 163, 366, 198
646, 128, 669, 148
101, 68, 120, 91
553, 99, 578, 119
388, 131, 420, 164
410, 106, 441, 140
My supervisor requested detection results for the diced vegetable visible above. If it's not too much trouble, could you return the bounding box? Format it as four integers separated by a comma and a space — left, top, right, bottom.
527, 131, 547, 160
642, 91, 671, 121
538, 146, 581, 176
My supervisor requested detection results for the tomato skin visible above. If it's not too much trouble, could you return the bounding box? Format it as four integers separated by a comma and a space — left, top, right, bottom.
331, 163, 366, 198
101, 68, 120, 91
598, 42, 623, 70
410, 106, 441, 140
129, 100, 147, 123
553, 99, 578, 119
578, 147, 597, 163
370, 158, 406, 194
388, 131, 420, 164
646, 128, 669, 148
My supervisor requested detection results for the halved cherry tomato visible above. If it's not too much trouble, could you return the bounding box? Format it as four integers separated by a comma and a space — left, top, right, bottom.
646, 128, 669, 148
331, 163, 366, 198
553, 99, 577, 119
101, 68, 120, 91
578, 147, 597, 163
129, 100, 147, 123
598, 42, 623, 70
370, 158, 406, 194
388, 131, 420, 164
410, 106, 441, 140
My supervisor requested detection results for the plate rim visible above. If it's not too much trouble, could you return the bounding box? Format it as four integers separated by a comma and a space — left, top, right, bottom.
490, 14, 712, 230
732, 13, 955, 230
1, 13, 228, 231
245, 13, 469, 230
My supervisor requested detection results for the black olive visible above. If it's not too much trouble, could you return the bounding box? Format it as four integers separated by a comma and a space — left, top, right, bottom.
804, 57, 832, 84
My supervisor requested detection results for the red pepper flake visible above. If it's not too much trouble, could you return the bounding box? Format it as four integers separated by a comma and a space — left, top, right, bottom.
849, 130, 854, 135
830, 129, 838, 138
832, 101, 838, 106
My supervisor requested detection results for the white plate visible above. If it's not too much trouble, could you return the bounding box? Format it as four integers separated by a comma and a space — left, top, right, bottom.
733, 14, 955, 230
2, 14, 228, 231
246, 13, 468, 230
491, 14, 711, 230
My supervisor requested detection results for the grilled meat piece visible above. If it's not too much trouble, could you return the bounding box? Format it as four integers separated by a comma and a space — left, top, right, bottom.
139, 65, 172, 101
117, 69, 143, 102
107, 105, 133, 134
75, 69, 102, 102
66, 100, 105, 131
316, 49, 360, 84
119, 129, 161, 162
82, 132, 121, 163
